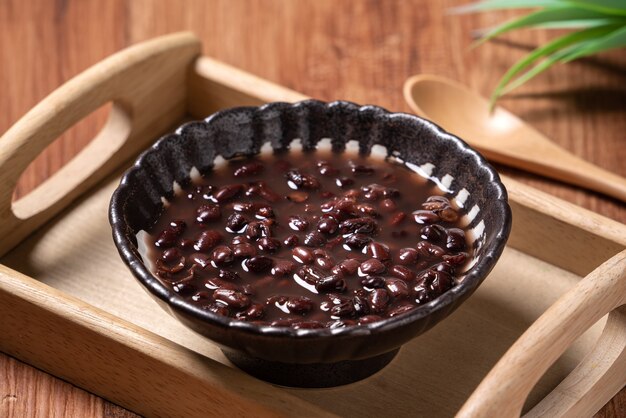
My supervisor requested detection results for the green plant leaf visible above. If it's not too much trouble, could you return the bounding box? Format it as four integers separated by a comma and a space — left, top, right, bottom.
489, 24, 619, 107
566, 0, 626, 16
477, 7, 617, 44
472, 17, 625, 38
450, 0, 561, 14
498, 31, 621, 95
458, 0, 626, 109
499, 46, 577, 95
562, 25, 626, 60
533, 17, 626, 29
453, 0, 626, 16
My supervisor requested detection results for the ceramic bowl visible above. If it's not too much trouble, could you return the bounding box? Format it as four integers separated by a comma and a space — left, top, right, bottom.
109, 100, 511, 387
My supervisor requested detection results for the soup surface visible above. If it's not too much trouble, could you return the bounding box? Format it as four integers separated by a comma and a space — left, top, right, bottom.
144, 149, 471, 328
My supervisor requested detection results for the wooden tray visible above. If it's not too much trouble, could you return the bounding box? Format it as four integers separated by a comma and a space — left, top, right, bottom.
0, 33, 625, 418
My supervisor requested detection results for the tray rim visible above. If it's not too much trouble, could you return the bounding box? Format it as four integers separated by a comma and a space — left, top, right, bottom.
0, 33, 625, 418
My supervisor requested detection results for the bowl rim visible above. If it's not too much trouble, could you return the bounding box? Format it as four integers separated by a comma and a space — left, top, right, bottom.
109, 99, 512, 339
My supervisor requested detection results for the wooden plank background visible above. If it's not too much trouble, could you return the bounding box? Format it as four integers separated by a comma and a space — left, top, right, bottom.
0, 0, 624, 416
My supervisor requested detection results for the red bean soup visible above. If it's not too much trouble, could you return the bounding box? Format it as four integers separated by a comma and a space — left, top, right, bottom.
143, 148, 472, 329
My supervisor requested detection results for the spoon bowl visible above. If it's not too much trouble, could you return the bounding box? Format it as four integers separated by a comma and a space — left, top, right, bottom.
403, 74, 626, 202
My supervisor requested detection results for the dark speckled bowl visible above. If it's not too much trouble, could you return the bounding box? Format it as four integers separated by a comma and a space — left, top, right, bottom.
109, 100, 511, 387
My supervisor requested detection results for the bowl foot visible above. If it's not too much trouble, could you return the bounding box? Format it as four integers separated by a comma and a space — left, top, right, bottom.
222, 348, 399, 388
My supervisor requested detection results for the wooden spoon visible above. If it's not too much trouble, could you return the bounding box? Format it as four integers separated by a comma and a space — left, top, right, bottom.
403, 74, 626, 203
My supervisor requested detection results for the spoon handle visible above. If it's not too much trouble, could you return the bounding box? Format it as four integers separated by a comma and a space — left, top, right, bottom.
474, 134, 626, 203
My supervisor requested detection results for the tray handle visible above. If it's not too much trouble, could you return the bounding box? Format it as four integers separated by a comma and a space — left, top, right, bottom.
457, 249, 626, 418
0, 32, 201, 257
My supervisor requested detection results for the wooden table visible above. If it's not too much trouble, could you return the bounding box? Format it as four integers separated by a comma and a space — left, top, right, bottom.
1, 1, 624, 416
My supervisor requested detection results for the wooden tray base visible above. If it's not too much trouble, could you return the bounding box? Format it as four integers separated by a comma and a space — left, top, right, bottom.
0, 170, 606, 417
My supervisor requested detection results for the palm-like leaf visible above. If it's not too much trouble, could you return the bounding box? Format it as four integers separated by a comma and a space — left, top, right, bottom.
459, 0, 626, 108
489, 24, 620, 106
476, 7, 621, 44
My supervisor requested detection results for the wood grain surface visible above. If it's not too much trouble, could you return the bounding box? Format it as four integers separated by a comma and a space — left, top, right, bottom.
0, 1, 624, 417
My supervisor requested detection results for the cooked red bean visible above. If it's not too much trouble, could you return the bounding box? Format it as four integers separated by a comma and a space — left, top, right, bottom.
156, 257, 186, 274
236, 303, 265, 320
213, 184, 243, 202
271, 260, 295, 277
155, 228, 180, 248
213, 289, 250, 309
231, 235, 249, 245
226, 213, 249, 233
196, 204, 221, 223
211, 245, 234, 265
288, 215, 309, 231
330, 301, 356, 318
368, 289, 390, 313
439, 207, 459, 222
380, 198, 397, 212
178, 238, 195, 250
350, 163, 375, 176
416, 241, 446, 258
317, 215, 339, 235
364, 242, 391, 261
205, 303, 230, 316
357, 203, 380, 217
360, 276, 386, 290
335, 176, 355, 188
334, 198, 359, 218
304, 231, 326, 247
422, 196, 450, 211
245, 181, 281, 202
232, 243, 257, 259
339, 217, 377, 235
288, 191, 309, 203
314, 254, 335, 270
292, 246, 314, 264
397, 248, 419, 265
286, 169, 320, 190
358, 315, 383, 324
385, 278, 409, 299
443, 252, 468, 266
233, 162, 263, 177
315, 274, 347, 293
286, 296, 314, 314
279, 233, 298, 247
446, 228, 466, 251
316, 160, 339, 176
412, 210, 439, 224
420, 224, 446, 242
194, 230, 222, 252
389, 265, 416, 281
161, 248, 182, 263
244, 256, 274, 273
359, 258, 386, 275
344, 233, 372, 250
327, 319, 358, 328
257, 237, 281, 253
256, 205, 274, 218
352, 295, 370, 316
297, 265, 325, 285
387, 304, 415, 317
190, 253, 210, 269
292, 321, 324, 329
331, 260, 355, 277
389, 212, 406, 226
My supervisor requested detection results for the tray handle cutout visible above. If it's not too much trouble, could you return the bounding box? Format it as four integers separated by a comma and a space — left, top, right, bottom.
0, 32, 201, 257
458, 249, 626, 418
